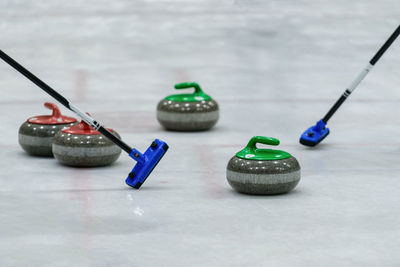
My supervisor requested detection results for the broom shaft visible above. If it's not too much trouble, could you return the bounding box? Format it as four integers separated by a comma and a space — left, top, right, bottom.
0, 49, 133, 154
322, 24, 400, 123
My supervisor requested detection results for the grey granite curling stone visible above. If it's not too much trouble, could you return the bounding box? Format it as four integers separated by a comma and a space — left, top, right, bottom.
227, 136, 300, 195
157, 82, 219, 131
18, 102, 77, 157
52, 119, 122, 167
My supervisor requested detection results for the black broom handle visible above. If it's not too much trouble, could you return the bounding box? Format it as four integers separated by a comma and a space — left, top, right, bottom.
0, 49, 133, 154
322, 24, 400, 123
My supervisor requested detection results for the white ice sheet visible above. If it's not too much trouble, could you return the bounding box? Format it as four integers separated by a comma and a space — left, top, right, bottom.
0, 1, 399, 266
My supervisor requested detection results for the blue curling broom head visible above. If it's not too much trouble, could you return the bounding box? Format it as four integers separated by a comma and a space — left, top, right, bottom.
299, 119, 330, 147
125, 139, 169, 189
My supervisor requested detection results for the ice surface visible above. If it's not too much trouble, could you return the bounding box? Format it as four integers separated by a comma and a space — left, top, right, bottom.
0, 0, 400, 266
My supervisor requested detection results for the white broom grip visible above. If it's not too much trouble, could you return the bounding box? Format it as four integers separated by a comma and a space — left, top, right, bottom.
69, 103, 101, 130
346, 63, 373, 94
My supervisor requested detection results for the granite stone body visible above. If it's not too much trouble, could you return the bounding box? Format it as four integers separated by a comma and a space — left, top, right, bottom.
52, 127, 122, 167
226, 156, 301, 195
19, 122, 78, 157
157, 99, 219, 131
18, 102, 77, 157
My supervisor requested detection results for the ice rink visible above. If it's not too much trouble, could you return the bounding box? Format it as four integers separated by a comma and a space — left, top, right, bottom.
1, 1, 400, 266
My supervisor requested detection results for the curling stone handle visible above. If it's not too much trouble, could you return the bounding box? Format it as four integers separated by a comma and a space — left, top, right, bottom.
44, 102, 62, 118
78, 120, 91, 131
174, 82, 203, 94
246, 136, 280, 151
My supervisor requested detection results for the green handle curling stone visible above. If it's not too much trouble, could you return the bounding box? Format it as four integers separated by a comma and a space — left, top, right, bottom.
236, 136, 291, 161
156, 82, 219, 131
227, 136, 301, 195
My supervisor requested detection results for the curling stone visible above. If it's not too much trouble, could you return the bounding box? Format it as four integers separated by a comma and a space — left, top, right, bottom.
18, 102, 77, 157
157, 82, 219, 131
52, 118, 122, 167
227, 136, 300, 195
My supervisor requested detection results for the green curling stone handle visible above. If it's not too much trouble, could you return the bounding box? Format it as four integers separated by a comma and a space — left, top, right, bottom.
236, 136, 291, 161
246, 136, 280, 151
166, 82, 212, 102
174, 82, 203, 94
